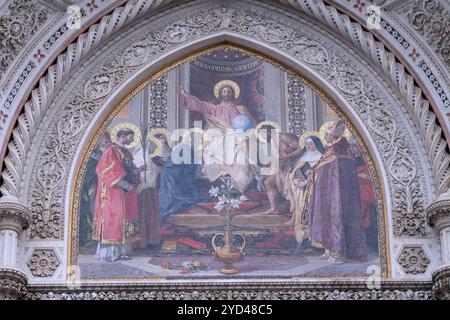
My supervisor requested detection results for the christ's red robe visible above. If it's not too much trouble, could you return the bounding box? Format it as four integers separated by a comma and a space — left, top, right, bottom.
92, 144, 140, 244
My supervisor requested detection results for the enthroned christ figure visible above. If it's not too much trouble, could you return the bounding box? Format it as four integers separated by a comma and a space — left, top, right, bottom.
178, 80, 258, 192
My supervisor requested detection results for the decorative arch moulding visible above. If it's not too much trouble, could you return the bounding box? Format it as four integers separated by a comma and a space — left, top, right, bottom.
317, 0, 450, 121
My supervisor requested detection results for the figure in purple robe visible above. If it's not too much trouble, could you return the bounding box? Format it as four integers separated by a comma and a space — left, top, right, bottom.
301, 121, 367, 263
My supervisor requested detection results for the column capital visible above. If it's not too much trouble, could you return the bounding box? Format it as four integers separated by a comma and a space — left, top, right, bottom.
426, 191, 450, 231
0, 268, 28, 300
0, 196, 31, 234
432, 266, 450, 300
428, 191, 450, 300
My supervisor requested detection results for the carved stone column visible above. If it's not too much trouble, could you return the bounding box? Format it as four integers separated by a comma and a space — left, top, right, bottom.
0, 196, 31, 299
427, 191, 450, 300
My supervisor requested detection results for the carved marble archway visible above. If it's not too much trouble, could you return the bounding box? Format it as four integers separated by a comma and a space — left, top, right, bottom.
0, 0, 449, 299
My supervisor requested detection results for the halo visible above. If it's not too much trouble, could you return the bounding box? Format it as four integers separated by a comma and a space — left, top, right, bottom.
254, 120, 282, 143
319, 121, 352, 145
110, 123, 141, 150
147, 127, 171, 158
213, 80, 240, 99
299, 131, 322, 149
148, 128, 171, 144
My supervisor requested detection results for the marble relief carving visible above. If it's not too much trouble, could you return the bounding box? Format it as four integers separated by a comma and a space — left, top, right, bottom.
0, 268, 28, 299
405, 0, 450, 69
0, 0, 48, 79
27, 287, 432, 300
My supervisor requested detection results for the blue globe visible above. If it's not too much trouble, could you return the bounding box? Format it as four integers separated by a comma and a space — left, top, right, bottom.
231, 115, 254, 132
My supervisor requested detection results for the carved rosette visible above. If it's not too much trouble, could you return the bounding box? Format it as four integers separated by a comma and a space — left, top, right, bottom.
27, 249, 60, 277
397, 246, 431, 274
0, 198, 31, 233
0, 268, 28, 300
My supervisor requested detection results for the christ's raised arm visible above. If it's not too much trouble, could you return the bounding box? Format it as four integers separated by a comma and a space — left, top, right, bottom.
178, 85, 215, 115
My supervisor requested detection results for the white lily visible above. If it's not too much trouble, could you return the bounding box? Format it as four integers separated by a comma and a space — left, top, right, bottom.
214, 203, 226, 212
218, 195, 229, 204
239, 195, 248, 201
220, 177, 234, 191
230, 198, 240, 209
209, 186, 219, 197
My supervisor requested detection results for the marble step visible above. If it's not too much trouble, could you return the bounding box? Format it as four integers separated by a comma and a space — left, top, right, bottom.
166, 212, 292, 228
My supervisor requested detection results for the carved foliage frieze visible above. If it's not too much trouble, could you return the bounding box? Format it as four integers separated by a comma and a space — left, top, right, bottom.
27, 288, 432, 300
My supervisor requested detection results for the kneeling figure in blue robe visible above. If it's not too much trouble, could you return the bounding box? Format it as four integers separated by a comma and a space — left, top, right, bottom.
155, 146, 208, 221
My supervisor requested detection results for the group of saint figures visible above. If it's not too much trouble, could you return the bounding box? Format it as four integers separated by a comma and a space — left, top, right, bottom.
79, 79, 377, 265
292, 122, 375, 263
260, 119, 376, 263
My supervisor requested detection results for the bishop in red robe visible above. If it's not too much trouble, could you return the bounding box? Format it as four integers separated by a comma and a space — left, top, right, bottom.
92, 128, 143, 261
